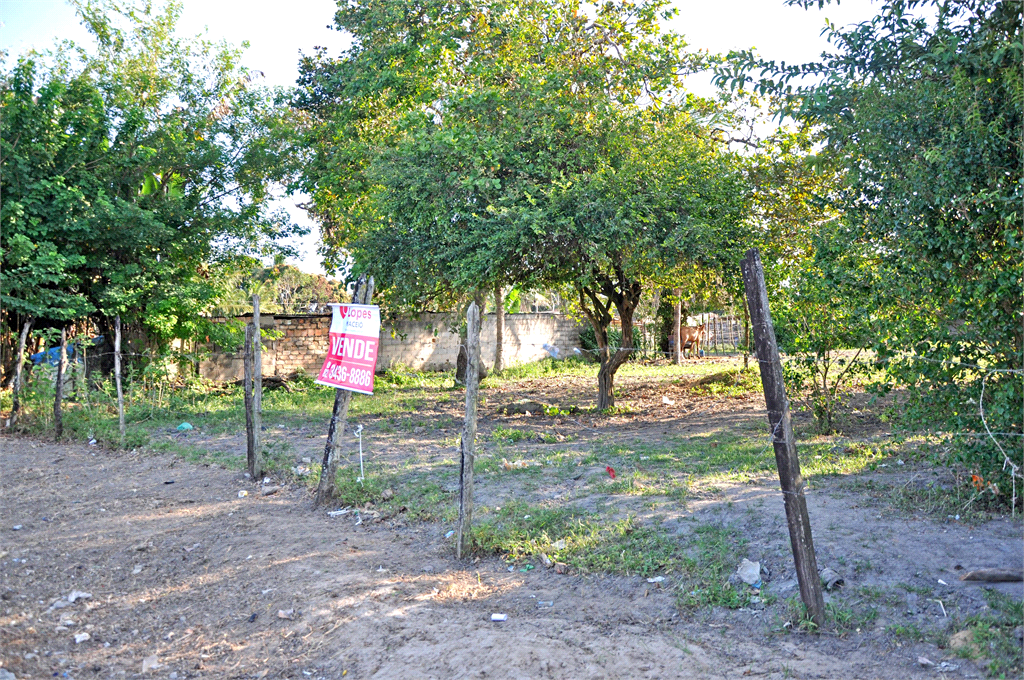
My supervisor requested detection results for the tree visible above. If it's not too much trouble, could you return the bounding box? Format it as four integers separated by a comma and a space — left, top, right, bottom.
1, 0, 302, 358
295, 0, 750, 407
718, 0, 1023, 493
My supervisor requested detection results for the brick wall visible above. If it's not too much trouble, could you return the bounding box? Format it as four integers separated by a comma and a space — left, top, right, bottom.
200, 312, 582, 381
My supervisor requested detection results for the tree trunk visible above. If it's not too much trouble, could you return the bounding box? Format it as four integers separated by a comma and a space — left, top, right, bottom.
114, 315, 126, 447
457, 300, 482, 558
493, 284, 505, 373
579, 277, 641, 411
314, 275, 375, 508
9, 316, 32, 428
54, 327, 67, 441
672, 288, 682, 365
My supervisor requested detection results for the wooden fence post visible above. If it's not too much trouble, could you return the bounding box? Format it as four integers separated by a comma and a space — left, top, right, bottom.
251, 294, 264, 479
244, 323, 256, 476
114, 315, 126, 447
457, 300, 482, 558
741, 248, 826, 628
494, 284, 505, 373
314, 275, 375, 508
9, 316, 32, 428
54, 326, 67, 441
673, 289, 682, 365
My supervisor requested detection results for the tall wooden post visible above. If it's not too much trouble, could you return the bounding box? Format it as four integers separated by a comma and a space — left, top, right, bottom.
251, 294, 264, 479
493, 284, 505, 373
54, 327, 67, 441
457, 300, 482, 558
243, 323, 256, 475
9, 316, 32, 428
743, 303, 750, 369
741, 248, 825, 628
672, 289, 682, 365
114, 315, 126, 447
314, 275, 374, 507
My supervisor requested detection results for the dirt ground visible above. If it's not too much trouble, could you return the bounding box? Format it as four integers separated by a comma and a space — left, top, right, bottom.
2, 367, 1022, 679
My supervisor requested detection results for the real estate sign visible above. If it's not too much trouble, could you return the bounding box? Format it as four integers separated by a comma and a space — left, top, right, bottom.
315, 303, 381, 394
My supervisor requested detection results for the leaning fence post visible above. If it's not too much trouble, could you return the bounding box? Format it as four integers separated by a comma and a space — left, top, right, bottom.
314, 275, 375, 508
741, 248, 826, 628
457, 300, 482, 558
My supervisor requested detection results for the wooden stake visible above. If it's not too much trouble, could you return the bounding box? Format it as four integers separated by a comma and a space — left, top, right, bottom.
243, 322, 256, 475
314, 275, 374, 507
494, 284, 505, 373
54, 326, 67, 441
9, 316, 32, 428
672, 289, 682, 365
114, 315, 126, 447
741, 248, 825, 628
457, 300, 482, 559
251, 294, 264, 479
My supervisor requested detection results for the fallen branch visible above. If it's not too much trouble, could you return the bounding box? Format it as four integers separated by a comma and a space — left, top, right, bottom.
959, 568, 1023, 582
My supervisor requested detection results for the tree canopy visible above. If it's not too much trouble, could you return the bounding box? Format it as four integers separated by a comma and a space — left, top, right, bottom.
1, 0, 301, 345
717, 0, 1023, 485
294, 0, 751, 406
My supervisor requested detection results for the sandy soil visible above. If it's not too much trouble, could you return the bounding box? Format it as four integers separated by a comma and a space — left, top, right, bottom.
1, 367, 1021, 679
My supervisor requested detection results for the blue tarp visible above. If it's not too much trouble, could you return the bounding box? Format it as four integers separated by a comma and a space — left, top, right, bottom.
29, 336, 104, 366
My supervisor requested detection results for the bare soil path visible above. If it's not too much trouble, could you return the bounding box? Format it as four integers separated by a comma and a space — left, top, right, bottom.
2, 429, 1019, 679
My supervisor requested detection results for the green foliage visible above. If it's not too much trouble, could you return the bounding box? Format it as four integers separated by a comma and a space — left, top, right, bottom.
719, 0, 1023, 493
1, 0, 302, 345
211, 258, 346, 316
294, 0, 751, 409
491, 427, 530, 444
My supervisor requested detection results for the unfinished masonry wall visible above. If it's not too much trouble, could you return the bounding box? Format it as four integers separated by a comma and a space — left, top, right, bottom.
200, 312, 582, 382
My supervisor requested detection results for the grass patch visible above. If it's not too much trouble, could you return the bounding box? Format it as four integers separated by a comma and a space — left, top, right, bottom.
952, 589, 1024, 678
492, 427, 530, 444
472, 501, 748, 600
683, 366, 761, 398
675, 523, 755, 610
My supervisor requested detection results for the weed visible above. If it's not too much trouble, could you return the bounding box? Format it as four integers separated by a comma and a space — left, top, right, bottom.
951, 589, 1024, 678
492, 427, 530, 444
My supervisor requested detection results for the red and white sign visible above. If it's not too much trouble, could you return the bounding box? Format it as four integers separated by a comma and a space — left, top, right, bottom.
315, 304, 382, 394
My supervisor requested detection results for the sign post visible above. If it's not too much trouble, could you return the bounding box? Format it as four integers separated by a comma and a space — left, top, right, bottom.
313, 275, 377, 507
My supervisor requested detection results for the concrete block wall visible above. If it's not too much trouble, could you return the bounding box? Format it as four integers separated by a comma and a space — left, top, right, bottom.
199, 312, 583, 381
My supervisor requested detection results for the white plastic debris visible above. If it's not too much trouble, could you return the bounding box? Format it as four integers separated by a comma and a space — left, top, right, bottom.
647, 576, 665, 583
238, 490, 248, 498
74, 632, 91, 644
68, 590, 92, 603
327, 508, 350, 517
662, 396, 675, 405
491, 613, 507, 622
736, 559, 762, 587
277, 609, 295, 620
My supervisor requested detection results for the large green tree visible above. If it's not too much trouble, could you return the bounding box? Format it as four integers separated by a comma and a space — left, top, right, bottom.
718, 0, 1023, 491
1, 0, 301, 353
295, 0, 750, 407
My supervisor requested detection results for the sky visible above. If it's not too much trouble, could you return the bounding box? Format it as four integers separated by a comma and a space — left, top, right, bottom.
1, 0, 882, 276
